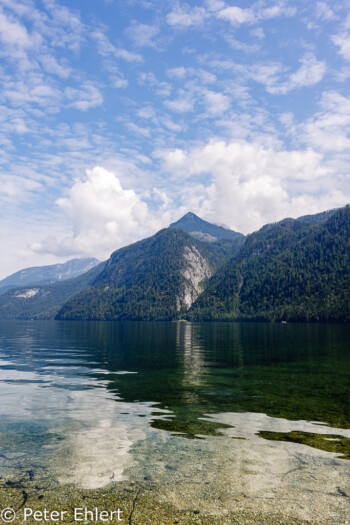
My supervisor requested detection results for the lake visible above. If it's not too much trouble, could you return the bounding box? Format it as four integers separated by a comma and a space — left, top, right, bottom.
0, 321, 349, 524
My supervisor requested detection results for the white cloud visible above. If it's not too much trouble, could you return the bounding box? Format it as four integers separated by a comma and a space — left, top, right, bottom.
217, 2, 296, 26
39, 54, 71, 78
225, 36, 260, 53
91, 30, 143, 62
162, 139, 347, 233
288, 54, 326, 87
111, 75, 128, 88
127, 22, 159, 47
65, 83, 103, 111
217, 6, 255, 25
164, 92, 193, 113
315, 2, 335, 21
231, 54, 325, 96
301, 91, 350, 152
203, 90, 230, 116
0, 173, 42, 199
166, 66, 187, 78
258, 4, 296, 20
247, 62, 284, 91
126, 122, 150, 137
137, 71, 172, 97
36, 1, 85, 52
137, 105, 155, 119
332, 33, 350, 60
33, 167, 153, 258
263, 54, 326, 94
0, 7, 32, 48
205, 0, 225, 11
250, 27, 265, 39
114, 47, 143, 62
166, 4, 208, 27
3, 76, 62, 110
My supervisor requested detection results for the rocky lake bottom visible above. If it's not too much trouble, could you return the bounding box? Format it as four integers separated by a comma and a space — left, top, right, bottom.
0, 321, 349, 524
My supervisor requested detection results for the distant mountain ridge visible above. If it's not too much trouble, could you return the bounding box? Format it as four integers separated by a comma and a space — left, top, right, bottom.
0, 262, 106, 320
0, 258, 100, 294
259, 208, 339, 233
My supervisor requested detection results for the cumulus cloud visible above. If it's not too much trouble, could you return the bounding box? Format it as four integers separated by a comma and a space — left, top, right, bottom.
217, 6, 255, 25
33, 167, 153, 258
161, 139, 348, 233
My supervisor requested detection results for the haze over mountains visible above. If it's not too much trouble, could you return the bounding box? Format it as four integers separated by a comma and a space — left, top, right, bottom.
0, 258, 100, 295
0, 207, 348, 322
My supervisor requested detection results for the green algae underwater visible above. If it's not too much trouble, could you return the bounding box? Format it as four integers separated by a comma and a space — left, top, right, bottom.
0, 321, 349, 524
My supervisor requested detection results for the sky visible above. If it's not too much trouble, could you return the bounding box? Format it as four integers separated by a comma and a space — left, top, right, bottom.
0, 0, 349, 278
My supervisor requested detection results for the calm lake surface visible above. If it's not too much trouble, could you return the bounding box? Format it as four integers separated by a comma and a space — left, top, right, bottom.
0, 321, 349, 523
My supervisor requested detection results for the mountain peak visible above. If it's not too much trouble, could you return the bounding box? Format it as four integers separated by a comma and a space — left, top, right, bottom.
169, 212, 243, 242
182, 211, 199, 219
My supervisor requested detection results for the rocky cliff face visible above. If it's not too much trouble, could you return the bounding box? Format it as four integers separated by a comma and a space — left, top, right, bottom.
178, 246, 214, 310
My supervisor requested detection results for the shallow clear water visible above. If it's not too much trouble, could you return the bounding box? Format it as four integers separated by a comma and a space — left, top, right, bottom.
0, 321, 349, 522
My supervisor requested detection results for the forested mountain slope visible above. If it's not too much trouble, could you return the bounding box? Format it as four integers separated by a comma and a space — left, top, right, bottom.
189, 206, 349, 322
56, 228, 221, 321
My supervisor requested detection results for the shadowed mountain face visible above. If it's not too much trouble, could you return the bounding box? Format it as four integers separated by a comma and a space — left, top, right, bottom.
0, 258, 100, 294
170, 212, 243, 242
56, 228, 222, 321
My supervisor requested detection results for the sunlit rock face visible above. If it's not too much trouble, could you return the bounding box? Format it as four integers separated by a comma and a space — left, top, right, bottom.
178, 246, 213, 310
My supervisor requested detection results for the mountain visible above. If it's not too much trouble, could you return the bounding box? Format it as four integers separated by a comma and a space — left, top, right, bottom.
259, 208, 338, 233
0, 258, 100, 294
1, 207, 348, 323
296, 208, 338, 225
0, 262, 106, 320
170, 212, 243, 242
189, 206, 350, 322
170, 212, 245, 260
56, 228, 221, 321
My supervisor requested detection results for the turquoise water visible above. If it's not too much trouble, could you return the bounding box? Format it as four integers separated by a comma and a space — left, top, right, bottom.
0, 321, 349, 521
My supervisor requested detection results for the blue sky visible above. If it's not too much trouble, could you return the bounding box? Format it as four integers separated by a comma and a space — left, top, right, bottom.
0, 0, 349, 277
